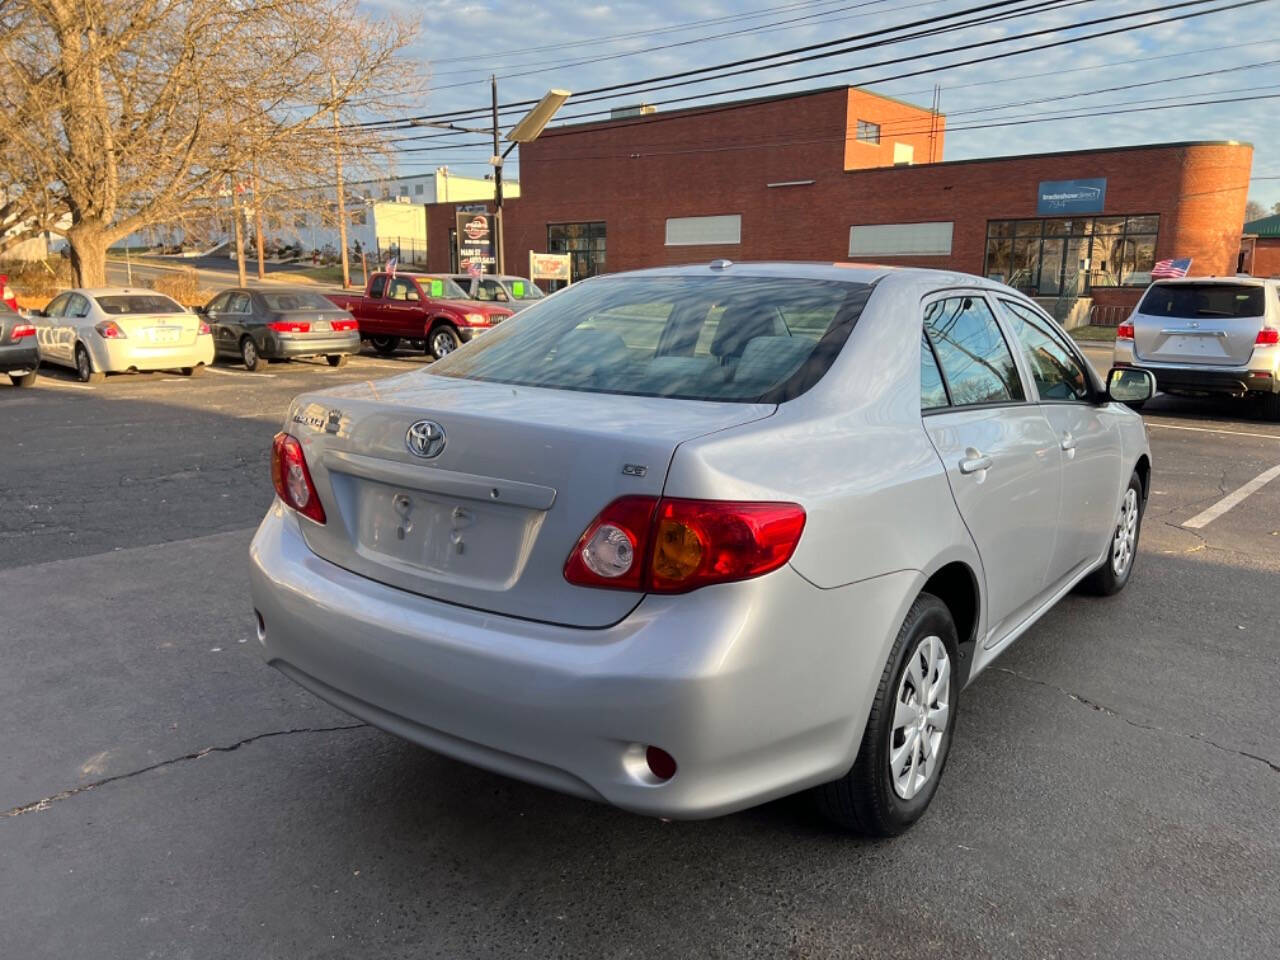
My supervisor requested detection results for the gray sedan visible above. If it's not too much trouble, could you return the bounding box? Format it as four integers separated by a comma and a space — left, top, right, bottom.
447, 273, 546, 312
249, 262, 1153, 835
202, 287, 360, 371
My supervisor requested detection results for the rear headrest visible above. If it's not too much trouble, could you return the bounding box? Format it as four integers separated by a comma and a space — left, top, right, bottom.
710, 304, 785, 359
551, 329, 630, 370
733, 336, 814, 390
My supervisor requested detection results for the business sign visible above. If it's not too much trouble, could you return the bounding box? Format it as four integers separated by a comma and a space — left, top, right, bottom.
457, 203, 488, 214
529, 251, 572, 283
1037, 178, 1107, 215
455, 211, 496, 275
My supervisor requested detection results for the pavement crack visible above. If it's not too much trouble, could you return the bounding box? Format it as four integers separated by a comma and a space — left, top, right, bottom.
1, 722, 367, 819
993, 667, 1280, 775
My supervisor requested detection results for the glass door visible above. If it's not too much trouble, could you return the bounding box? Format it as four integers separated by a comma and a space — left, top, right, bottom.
1038, 238, 1064, 296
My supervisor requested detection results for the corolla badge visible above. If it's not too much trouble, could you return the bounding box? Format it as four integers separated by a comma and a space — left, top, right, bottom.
405, 419, 447, 459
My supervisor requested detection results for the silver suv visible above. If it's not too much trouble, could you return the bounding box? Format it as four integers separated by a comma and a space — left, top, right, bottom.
1114, 277, 1280, 419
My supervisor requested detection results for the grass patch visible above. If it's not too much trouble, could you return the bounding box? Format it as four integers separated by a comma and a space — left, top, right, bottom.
1069, 324, 1118, 343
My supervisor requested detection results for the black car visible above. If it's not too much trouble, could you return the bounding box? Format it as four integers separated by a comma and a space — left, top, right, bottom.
201, 287, 361, 371
0, 301, 39, 387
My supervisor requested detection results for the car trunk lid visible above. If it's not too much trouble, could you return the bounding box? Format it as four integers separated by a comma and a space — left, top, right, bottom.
286, 372, 774, 627
1133, 281, 1266, 366
113, 312, 202, 347
271, 308, 355, 337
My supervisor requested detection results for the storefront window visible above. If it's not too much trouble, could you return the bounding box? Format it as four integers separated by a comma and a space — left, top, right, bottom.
548, 221, 606, 285
984, 215, 1159, 294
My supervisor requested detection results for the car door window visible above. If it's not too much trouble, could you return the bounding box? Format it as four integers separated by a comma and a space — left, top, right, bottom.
480, 280, 508, 302
66, 294, 90, 318
1000, 299, 1091, 402
369, 275, 387, 299
388, 278, 419, 302
206, 293, 229, 313
228, 293, 251, 314
44, 294, 70, 317
923, 295, 1025, 406
920, 333, 950, 410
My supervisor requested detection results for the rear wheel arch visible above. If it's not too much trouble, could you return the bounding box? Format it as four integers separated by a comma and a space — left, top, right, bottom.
919, 561, 980, 687
1134, 454, 1151, 503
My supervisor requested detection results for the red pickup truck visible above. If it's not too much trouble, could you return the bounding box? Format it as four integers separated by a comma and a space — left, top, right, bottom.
327, 272, 513, 360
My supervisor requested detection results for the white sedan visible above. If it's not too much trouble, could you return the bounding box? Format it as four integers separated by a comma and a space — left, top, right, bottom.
249, 262, 1154, 835
35, 287, 214, 382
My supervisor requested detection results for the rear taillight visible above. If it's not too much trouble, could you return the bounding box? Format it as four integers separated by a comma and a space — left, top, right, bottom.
197, 321, 211, 335
1116, 322, 1134, 340
564, 496, 806, 594
270, 433, 326, 524
94, 320, 126, 339
268, 320, 311, 333
10, 323, 35, 339
331, 318, 358, 332
1256, 328, 1279, 346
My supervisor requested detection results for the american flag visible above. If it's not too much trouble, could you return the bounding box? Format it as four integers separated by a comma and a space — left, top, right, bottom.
1151, 257, 1191, 279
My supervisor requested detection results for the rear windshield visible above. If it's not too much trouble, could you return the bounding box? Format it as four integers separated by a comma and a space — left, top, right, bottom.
95, 295, 184, 315
428, 274, 873, 402
260, 292, 337, 311
1139, 283, 1265, 319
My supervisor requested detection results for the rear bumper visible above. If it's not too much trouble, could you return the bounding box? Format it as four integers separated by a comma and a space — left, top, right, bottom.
265, 331, 361, 359
1115, 341, 1277, 396
92, 334, 215, 373
0, 340, 39, 373
248, 504, 918, 819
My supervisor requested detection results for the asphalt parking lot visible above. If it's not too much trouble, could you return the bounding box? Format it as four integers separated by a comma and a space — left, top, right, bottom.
3, 348, 1279, 958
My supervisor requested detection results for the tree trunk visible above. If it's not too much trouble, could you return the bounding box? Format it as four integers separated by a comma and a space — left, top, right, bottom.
231, 175, 247, 287
67, 223, 109, 288
252, 156, 266, 281
330, 78, 351, 290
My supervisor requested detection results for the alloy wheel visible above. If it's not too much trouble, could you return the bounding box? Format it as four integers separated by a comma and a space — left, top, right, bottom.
432, 330, 458, 357
76, 347, 91, 381
889, 634, 951, 801
1111, 487, 1139, 577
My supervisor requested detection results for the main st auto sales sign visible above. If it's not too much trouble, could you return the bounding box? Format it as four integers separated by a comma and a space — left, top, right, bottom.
456, 212, 496, 275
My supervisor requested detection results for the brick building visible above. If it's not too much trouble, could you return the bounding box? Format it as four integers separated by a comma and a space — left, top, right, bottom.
1240, 213, 1280, 278
424, 85, 1253, 323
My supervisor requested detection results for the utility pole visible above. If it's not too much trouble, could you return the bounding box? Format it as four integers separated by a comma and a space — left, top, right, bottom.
252, 152, 266, 281
230, 174, 247, 287
331, 75, 352, 290
492, 74, 504, 276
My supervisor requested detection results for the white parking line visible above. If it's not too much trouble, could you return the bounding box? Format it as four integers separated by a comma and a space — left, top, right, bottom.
1183, 463, 1280, 529
202, 366, 275, 378
1148, 423, 1280, 442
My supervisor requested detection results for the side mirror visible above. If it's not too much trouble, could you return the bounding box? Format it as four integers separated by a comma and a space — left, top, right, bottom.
1107, 367, 1155, 406
194, 305, 207, 315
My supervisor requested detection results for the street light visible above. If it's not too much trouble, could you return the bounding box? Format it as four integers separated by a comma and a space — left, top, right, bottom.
411, 82, 571, 275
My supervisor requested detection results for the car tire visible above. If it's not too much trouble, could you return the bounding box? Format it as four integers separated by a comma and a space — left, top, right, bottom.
326, 354, 348, 368
1078, 470, 1144, 597
240, 336, 263, 372
75, 344, 104, 383
813, 593, 959, 836
428, 324, 461, 360
1125, 400, 1145, 412
180, 365, 204, 377
9, 369, 38, 387
1260, 392, 1280, 422
370, 335, 400, 356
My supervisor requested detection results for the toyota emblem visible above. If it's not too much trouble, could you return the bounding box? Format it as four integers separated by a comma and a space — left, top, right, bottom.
405, 419, 446, 459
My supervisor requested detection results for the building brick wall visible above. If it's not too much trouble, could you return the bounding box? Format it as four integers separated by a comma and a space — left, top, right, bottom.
844, 88, 944, 170
1249, 238, 1280, 277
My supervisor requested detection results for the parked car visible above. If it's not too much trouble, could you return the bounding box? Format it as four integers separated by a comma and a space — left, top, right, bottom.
201, 287, 360, 371
249, 262, 1153, 835
327, 272, 513, 360
447, 273, 546, 312
33, 288, 213, 383
1115, 277, 1280, 419
0, 300, 39, 387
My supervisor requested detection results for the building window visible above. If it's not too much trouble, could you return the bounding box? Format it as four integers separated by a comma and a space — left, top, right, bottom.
850, 222, 952, 257
415, 183, 424, 195
983, 214, 1159, 296
547, 221, 606, 283
665, 214, 741, 246
856, 120, 880, 144
350, 208, 367, 226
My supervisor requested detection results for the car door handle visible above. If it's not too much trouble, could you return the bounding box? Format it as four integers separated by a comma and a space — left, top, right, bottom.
958, 452, 993, 475
1060, 432, 1076, 452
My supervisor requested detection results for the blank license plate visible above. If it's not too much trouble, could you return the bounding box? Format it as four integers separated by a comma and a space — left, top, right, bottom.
314, 320, 331, 332
148, 327, 181, 343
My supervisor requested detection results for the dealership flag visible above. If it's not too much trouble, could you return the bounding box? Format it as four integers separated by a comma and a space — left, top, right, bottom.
1151, 257, 1191, 279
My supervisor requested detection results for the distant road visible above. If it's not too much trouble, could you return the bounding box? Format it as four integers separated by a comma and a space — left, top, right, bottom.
105, 255, 347, 292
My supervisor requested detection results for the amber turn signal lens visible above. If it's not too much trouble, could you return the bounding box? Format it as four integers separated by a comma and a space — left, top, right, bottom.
653, 518, 703, 582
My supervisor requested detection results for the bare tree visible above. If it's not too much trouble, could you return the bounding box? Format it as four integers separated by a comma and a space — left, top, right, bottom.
0, 0, 421, 286
1245, 199, 1266, 223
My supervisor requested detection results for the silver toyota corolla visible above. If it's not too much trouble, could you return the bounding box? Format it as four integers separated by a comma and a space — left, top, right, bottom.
249, 262, 1154, 835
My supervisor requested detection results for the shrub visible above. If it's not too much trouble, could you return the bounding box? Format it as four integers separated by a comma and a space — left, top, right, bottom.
147, 266, 201, 306
0, 257, 72, 299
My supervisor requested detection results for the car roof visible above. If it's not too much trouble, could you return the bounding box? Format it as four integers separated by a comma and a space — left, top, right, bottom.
72, 287, 180, 298
1147, 276, 1274, 287
602, 260, 1016, 293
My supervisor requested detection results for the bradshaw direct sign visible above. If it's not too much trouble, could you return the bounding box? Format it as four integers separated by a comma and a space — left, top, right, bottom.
1036, 178, 1107, 215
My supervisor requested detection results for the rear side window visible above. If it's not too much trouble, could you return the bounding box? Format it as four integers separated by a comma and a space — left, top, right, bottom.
1000, 299, 1091, 401
260, 292, 335, 311
920, 334, 949, 410
387, 278, 419, 301
923, 296, 1025, 406
1139, 283, 1264, 318
429, 274, 873, 402
369, 275, 387, 298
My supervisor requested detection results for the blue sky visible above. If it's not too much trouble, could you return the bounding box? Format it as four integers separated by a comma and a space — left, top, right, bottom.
370, 0, 1280, 211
